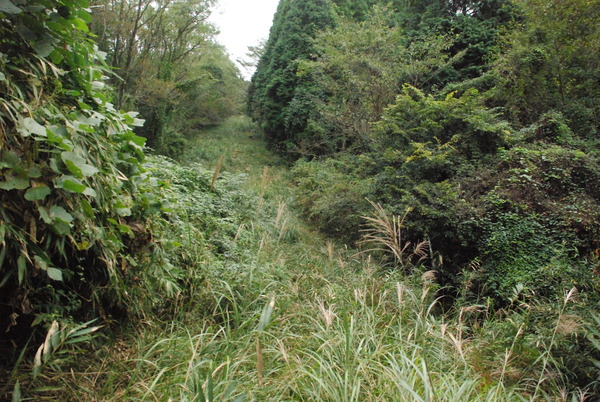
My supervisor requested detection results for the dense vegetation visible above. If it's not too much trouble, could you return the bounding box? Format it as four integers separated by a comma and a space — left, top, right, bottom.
250, 0, 600, 308
1, 0, 599, 399
0, 0, 243, 397
249, 0, 600, 395
0, 0, 175, 360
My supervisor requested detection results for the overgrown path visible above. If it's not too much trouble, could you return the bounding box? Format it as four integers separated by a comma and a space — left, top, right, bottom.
64, 117, 524, 400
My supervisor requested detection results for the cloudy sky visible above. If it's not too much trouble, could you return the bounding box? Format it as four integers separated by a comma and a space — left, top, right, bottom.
209, 0, 280, 79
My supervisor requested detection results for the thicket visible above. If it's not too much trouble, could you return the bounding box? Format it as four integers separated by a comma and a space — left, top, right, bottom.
251, 0, 600, 393
0, 0, 182, 361
0, 0, 247, 397
2, 0, 599, 397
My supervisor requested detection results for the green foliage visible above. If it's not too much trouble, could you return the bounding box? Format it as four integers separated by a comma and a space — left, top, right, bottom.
295, 6, 458, 156
292, 155, 372, 242
91, 0, 246, 155
3, 0, 599, 396
398, 0, 519, 88
374, 85, 509, 160
474, 213, 589, 300
330, 0, 389, 20
9, 112, 594, 400
361, 86, 509, 261
291, 80, 600, 308
0, 0, 181, 376
146, 156, 259, 265
469, 292, 600, 395
494, 0, 600, 136
248, 0, 335, 151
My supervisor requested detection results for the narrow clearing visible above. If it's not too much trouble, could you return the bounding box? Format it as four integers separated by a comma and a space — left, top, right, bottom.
63, 117, 521, 400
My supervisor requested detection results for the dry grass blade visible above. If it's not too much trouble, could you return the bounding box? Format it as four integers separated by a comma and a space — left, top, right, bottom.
358, 200, 429, 270
257, 338, 264, 386
210, 154, 226, 191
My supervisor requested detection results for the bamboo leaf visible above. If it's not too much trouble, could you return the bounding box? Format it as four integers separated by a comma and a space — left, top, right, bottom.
33, 344, 43, 378
11, 380, 20, 402
17, 256, 26, 285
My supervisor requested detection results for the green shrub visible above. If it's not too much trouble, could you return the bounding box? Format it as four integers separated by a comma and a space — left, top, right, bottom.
472, 213, 586, 301
0, 0, 176, 362
491, 144, 600, 252
292, 155, 372, 242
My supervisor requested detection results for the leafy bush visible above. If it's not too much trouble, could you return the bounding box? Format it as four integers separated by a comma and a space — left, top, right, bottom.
292, 155, 372, 242
0, 0, 176, 362
472, 213, 594, 301
364, 86, 510, 262
486, 142, 600, 252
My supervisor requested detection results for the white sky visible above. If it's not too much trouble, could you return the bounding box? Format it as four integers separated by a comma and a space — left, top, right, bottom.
209, 0, 280, 80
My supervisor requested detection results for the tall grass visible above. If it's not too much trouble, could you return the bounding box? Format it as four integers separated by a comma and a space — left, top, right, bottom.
41, 117, 597, 401
359, 200, 429, 271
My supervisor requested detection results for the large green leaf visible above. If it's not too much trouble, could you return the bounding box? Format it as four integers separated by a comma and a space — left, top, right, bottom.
32, 256, 63, 281
24, 185, 51, 201
0, 174, 29, 190
56, 175, 86, 193
49, 206, 74, 223
32, 35, 56, 57
18, 117, 47, 137
38, 206, 52, 224
61, 152, 99, 178
0, 150, 20, 169
48, 206, 73, 235
72, 17, 89, 32
27, 166, 42, 178
46, 268, 63, 281
0, 0, 22, 14
47, 126, 73, 151
55, 175, 96, 196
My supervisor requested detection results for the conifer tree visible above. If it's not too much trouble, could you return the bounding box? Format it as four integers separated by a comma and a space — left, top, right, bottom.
248, 0, 335, 150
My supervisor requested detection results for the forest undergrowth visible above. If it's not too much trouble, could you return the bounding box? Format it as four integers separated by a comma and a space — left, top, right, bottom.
14, 116, 594, 401
3, 0, 599, 398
